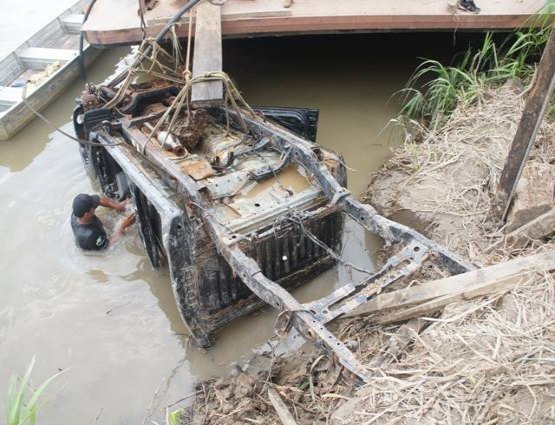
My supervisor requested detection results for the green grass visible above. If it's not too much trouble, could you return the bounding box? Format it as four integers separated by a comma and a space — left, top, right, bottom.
5, 358, 61, 425
398, 16, 553, 126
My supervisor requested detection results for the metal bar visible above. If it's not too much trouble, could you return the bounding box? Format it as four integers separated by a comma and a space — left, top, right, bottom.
220, 244, 372, 382
191, 1, 224, 107
104, 111, 477, 383
94, 130, 212, 347
307, 242, 430, 323
230, 109, 475, 274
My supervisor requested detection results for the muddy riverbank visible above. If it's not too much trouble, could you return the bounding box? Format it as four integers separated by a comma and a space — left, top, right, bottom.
182, 80, 555, 424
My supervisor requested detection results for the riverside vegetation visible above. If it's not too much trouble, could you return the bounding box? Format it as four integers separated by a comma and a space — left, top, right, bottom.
5, 358, 61, 425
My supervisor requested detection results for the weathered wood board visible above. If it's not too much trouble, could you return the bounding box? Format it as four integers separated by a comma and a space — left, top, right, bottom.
191, 2, 223, 108
493, 29, 555, 221
346, 250, 555, 320
82, 0, 549, 47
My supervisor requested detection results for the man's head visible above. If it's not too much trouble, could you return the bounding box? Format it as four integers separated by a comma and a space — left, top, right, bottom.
72, 193, 100, 218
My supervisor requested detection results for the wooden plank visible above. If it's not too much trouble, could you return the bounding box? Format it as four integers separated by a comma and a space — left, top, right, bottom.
345, 250, 555, 319
378, 269, 539, 323
490, 208, 555, 250
81, 0, 549, 46
493, 29, 555, 221
267, 388, 298, 425
191, 2, 223, 107
146, 8, 291, 26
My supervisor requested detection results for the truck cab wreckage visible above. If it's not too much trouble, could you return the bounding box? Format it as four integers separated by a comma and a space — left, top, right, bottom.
73, 41, 475, 383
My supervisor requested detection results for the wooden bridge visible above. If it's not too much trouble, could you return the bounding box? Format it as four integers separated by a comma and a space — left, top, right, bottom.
83, 0, 547, 46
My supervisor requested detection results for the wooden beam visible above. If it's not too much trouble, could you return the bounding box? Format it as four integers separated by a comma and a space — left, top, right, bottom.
491, 208, 555, 250
345, 250, 555, 319
82, 0, 549, 47
493, 29, 555, 222
191, 1, 223, 108
268, 388, 298, 425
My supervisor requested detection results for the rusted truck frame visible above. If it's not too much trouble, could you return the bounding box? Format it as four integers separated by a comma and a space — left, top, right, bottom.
76, 93, 473, 383
69, 0, 477, 383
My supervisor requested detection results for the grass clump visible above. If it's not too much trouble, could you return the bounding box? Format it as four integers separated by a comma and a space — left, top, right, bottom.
5, 357, 61, 425
399, 18, 553, 126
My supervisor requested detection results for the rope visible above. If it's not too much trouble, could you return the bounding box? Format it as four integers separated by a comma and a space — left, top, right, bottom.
21, 84, 123, 147
103, 37, 186, 110
107, 0, 201, 89
183, 9, 194, 82
138, 0, 147, 41
169, 25, 184, 70
139, 70, 257, 154
103, 31, 257, 151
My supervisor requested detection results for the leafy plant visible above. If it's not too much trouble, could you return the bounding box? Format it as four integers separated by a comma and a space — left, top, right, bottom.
397, 13, 554, 126
167, 408, 182, 425
5, 357, 61, 425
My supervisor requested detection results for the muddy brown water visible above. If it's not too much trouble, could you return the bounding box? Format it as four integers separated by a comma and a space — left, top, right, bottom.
0, 32, 487, 423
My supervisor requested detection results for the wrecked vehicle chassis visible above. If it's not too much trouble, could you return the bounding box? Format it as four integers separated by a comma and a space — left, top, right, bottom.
76, 98, 474, 384
77, 100, 347, 341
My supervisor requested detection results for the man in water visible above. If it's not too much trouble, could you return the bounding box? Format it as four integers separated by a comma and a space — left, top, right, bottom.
71, 193, 135, 250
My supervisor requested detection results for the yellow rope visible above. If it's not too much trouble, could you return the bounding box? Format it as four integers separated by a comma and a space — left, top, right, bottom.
142, 71, 257, 153
101, 38, 257, 154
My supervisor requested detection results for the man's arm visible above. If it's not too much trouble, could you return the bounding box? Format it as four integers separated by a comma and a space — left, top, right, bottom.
108, 212, 136, 246
99, 196, 128, 212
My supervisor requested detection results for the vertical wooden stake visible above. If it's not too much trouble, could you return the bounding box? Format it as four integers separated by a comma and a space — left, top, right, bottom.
268, 388, 298, 425
493, 29, 555, 222
191, 1, 223, 108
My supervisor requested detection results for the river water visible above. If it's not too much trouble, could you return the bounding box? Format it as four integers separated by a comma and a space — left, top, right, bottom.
0, 11, 484, 423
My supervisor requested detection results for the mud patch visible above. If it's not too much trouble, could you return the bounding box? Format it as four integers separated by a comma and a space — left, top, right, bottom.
364, 84, 555, 263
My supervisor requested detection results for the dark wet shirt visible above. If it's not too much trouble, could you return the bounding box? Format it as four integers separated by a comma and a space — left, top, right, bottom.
71, 214, 109, 250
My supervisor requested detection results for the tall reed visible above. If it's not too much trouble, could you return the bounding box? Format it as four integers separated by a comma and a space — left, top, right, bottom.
5, 358, 61, 425
398, 7, 553, 126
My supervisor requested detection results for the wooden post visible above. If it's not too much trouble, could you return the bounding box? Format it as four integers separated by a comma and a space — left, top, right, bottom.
267, 388, 298, 425
191, 1, 223, 108
344, 250, 555, 321
493, 29, 555, 222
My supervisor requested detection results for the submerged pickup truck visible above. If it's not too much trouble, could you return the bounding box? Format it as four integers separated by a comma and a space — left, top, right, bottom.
73, 47, 473, 383
74, 67, 347, 347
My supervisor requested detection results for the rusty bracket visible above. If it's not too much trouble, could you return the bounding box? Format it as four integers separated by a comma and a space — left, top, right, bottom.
304, 240, 430, 324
